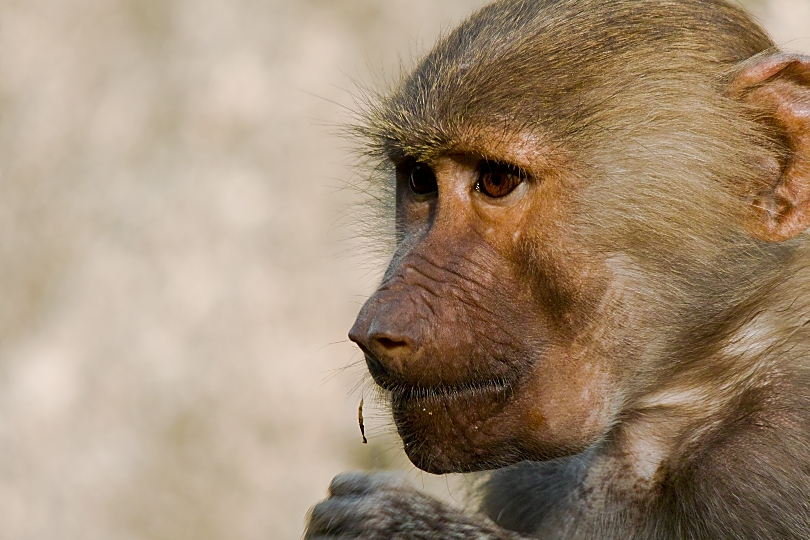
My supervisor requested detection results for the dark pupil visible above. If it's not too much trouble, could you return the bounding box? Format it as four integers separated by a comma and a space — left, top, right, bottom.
409, 162, 437, 194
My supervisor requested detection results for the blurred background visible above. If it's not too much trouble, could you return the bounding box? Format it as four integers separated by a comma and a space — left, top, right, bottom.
0, 0, 807, 538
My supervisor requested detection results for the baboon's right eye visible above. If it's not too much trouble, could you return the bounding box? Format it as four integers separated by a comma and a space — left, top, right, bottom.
408, 162, 438, 195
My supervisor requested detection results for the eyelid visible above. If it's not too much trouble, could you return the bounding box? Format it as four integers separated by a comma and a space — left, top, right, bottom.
478, 160, 528, 178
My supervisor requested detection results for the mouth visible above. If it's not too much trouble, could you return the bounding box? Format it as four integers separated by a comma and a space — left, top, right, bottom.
359, 346, 544, 472
387, 373, 528, 473
389, 375, 516, 402
363, 349, 524, 394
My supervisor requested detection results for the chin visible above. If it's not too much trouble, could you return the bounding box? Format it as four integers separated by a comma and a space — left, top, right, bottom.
389, 381, 586, 473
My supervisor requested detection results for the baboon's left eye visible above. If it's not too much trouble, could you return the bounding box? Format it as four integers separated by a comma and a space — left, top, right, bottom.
408, 162, 438, 195
476, 161, 525, 198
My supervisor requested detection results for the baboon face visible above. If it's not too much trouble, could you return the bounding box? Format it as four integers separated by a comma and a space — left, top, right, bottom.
350, 142, 637, 473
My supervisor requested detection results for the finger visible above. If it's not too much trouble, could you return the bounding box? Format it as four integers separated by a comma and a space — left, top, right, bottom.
328, 471, 409, 497
305, 497, 366, 536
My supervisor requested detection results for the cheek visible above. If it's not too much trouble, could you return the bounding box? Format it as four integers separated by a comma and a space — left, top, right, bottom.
518, 350, 618, 449
492, 178, 608, 337
506, 224, 623, 448
514, 231, 612, 340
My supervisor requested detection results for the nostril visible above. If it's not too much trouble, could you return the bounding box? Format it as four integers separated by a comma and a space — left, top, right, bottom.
359, 334, 413, 388
376, 337, 408, 350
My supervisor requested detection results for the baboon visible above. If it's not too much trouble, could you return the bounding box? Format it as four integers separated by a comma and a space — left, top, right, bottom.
305, 0, 810, 538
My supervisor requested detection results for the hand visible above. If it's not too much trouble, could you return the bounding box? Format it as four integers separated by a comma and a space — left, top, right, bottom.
304, 471, 524, 539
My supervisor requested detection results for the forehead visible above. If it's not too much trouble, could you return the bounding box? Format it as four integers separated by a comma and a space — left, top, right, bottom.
362, 0, 772, 161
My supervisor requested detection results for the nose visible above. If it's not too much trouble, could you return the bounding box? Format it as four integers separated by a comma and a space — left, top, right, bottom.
348, 300, 417, 388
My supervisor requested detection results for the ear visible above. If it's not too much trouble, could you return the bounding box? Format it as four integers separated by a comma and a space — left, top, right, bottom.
729, 53, 810, 242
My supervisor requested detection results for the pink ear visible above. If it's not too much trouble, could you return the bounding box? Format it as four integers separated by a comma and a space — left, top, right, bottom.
728, 54, 810, 97
730, 53, 810, 242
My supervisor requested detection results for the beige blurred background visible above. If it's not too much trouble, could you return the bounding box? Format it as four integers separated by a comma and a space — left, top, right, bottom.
0, 1, 807, 539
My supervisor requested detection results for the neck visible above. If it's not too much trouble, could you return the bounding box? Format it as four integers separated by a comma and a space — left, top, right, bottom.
588, 271, 810, 511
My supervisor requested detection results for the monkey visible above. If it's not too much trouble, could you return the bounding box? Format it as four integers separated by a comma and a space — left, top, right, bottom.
304, 0, 810, 538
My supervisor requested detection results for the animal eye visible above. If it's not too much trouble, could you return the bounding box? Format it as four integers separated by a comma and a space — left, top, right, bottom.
476, 161, 525, 198
408, 162, 438, 195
